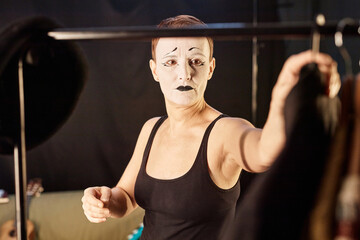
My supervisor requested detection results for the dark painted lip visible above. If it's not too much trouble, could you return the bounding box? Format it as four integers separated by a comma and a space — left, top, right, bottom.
176, 86, 194, 91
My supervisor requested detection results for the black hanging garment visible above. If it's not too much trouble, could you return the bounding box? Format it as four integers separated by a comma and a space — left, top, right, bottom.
224, 63, 340, 240
307, 75, 355, 240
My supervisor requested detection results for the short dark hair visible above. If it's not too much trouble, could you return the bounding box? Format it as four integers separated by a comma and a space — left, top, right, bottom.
151, 15, 214, 61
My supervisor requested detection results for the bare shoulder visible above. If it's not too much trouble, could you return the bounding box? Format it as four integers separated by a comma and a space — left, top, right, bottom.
116, 116, 162, 193
144, 116, 162, 127
210, 116, 257, 162
207, 116, 256, 180
130, 116, 162, 161
214, 116, 254, 134
138, 116, 162, 140
209, 116, 256, 154
121, 116, 162, 168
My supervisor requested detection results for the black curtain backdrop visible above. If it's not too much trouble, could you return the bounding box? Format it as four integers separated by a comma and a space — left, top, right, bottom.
2, 0, 357, 194
0, 0, 282, 193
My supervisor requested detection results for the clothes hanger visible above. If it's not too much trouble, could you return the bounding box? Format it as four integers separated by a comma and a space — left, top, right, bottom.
311, 14, 341, 99
311, 14, 325, 54
335, 17, 358, 77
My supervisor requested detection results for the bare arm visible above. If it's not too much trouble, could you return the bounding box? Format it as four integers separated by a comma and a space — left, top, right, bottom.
223, 51, 337, 173
258, 51, 336, 167
81, 117, 160, 222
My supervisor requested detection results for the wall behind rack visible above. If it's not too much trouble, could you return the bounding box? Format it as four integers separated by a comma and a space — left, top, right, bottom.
277, 0, 360, 74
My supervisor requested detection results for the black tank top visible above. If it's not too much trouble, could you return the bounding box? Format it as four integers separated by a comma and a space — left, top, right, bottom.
135, 114, 240, 240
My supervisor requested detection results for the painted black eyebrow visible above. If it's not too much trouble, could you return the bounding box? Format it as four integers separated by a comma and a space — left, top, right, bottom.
188, 47, 200, 51
165, 47, 177, 56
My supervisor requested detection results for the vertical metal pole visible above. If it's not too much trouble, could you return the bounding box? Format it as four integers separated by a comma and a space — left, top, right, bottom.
252, 0, 259, 125
14, 57, 28, 240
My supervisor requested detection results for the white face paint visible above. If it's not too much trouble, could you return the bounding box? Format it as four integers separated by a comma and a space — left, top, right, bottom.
150, 37, 215, 106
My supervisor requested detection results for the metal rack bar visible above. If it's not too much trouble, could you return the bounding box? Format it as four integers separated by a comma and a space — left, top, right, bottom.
48, 21, 360, 41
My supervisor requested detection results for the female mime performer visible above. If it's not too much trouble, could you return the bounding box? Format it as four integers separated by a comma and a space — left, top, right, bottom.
81, 15, 338, 239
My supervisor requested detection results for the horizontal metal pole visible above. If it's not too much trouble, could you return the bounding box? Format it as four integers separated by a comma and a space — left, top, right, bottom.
48, 21, 360, 41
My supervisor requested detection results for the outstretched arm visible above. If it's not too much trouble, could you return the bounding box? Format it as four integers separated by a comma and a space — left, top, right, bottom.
258, 50, 337, 168
224, 51, 338, 173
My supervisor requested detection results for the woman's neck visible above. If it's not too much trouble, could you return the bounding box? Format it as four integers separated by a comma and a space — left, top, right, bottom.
164, 98, 209, 132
